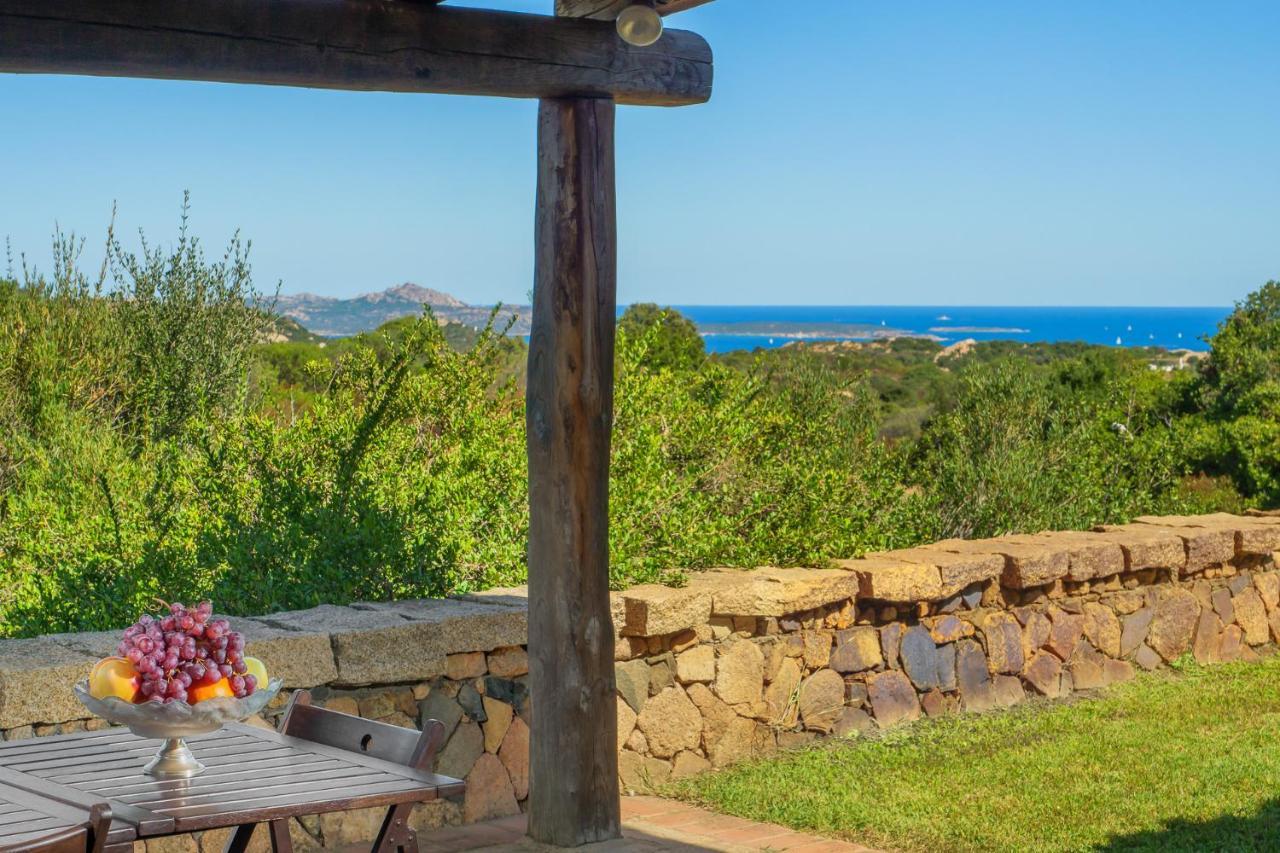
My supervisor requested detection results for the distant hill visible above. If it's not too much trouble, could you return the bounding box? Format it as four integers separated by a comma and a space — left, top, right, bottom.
273, 283, 530, 337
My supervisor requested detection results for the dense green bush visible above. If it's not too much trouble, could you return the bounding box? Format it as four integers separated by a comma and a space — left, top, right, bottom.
908, 357, 1209, 540
0, 212, 1269, 638
1181, 282, 1280, 503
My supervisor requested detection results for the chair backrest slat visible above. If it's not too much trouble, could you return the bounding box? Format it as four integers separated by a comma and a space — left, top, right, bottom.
278, 691, 445, 771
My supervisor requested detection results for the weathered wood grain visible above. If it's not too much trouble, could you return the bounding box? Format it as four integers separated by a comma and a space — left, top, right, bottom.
0, 0, 712, 107
526, 96, 622, 846
556, 0, 717, 20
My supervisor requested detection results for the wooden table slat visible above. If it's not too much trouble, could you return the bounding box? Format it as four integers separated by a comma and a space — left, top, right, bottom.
0, 729, 145, 760
38, 746, 300, 782
11, 735, 261, 773
83, 757, 345, 795
168, 780, 434, 832
126, 769, 401, 809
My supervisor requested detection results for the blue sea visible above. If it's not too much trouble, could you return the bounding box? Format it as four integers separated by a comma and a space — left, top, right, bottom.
661, 306, 1231, 354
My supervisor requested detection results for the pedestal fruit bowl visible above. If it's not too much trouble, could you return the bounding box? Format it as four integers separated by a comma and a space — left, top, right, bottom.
74, 600, 281, 778
74, 677, 281, 777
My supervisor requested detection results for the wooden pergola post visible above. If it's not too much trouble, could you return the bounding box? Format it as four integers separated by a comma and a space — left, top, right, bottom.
526, 95, 621, 846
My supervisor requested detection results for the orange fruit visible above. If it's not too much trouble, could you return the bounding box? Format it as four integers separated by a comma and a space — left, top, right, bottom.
89, 657, 142, 704
188, 677, 236, 704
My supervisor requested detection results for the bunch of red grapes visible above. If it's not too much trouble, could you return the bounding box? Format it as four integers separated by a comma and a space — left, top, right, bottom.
116, 601, 257, 704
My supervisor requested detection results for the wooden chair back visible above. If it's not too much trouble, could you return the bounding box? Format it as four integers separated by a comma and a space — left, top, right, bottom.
278, 691, 445, 772
5, 803, 111, 853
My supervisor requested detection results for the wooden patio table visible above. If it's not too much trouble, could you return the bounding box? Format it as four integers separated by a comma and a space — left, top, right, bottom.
0, 723, 465, 853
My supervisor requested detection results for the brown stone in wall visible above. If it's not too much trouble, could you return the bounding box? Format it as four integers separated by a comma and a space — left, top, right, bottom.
1021, 610, 1052, 661
1006, 532, 1124, 581
981, 611, 1025, 675
880, 623, 904, 670
829, 628, 882, 673
675, 645, 716, 684
1022, 651, 1063, 698
833, 707, 874, 736
936, 642, 957, 692
867, 670, 921, 727
1069, 642, 1108, 690
1233, 588, 1270, 645
620, 584, 713, 637
636, 686, 702, 759
955, 639, 997, 712
1149, 524, 1234, 574
709, 567, 860, 617
764, 658, 802, 725
498, 716, 529, 800
436, 721, 484, 780
862, 547, 1003, 598
616, 696, 637, 753
1134, 644, 1162, 671
841, 556, 944, 602
671, 751, 711, 779
759, 637, 785, 682
899, 625, 941, 690
481, 697, 513, 754
798, 670, 846, 733
1146, 589, 1199, 662
1103, 659, 1135, 684
920, 689, 948, 717
1045, 610, 1085, 661
1211, 587, 1235, 624
615, 658, 650, 714
647, 653, 675, 695
715, 639, 766, 705
802, 630, 833, 669
1192, 609, 1223, 665
709, 716, 761, 767
1107, 590, 1146, 615
928, 615, 969, 644
446, 652, 487, 681
992, 675, 1025, 707
928, 537, 1070, 589
1082, 602, 1122, 659
1254, 572, 1280, 612
1092, 525, 1187, 573
1220, 624, 1245, 662
686, 683, 736, 754
1120, 608, 1154, 658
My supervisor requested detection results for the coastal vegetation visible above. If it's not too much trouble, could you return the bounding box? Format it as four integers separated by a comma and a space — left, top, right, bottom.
1, 216, 1275, 637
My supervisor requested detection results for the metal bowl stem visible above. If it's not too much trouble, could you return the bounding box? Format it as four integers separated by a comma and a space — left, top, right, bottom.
143, 737, 206, 778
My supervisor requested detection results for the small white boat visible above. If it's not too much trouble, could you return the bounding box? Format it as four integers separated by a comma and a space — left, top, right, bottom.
1115, 336, 1123, 345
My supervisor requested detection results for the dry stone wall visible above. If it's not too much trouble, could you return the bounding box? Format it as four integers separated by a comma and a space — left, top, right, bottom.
3, 511, 1280, 850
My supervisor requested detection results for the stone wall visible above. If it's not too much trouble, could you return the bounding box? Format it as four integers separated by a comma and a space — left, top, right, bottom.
3, 511, 1279, 849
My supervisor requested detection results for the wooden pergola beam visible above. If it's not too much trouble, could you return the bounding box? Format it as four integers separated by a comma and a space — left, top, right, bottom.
556, 0, 716, 19
0, 0, 712, 106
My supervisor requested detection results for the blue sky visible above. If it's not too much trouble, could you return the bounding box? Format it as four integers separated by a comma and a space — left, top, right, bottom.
1, 1, 1276, 306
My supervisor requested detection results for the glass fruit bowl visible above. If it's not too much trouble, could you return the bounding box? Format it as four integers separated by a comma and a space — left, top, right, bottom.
74, 678, 283, 778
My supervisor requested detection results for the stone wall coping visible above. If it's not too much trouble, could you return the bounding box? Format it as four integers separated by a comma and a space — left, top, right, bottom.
2, 512, 1276, 730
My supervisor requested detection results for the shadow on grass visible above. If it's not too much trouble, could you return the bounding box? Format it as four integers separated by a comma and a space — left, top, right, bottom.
1096, 799, 1280, 852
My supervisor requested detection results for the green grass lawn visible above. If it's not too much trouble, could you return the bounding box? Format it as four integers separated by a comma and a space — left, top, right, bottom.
675, 655, 1280, 852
